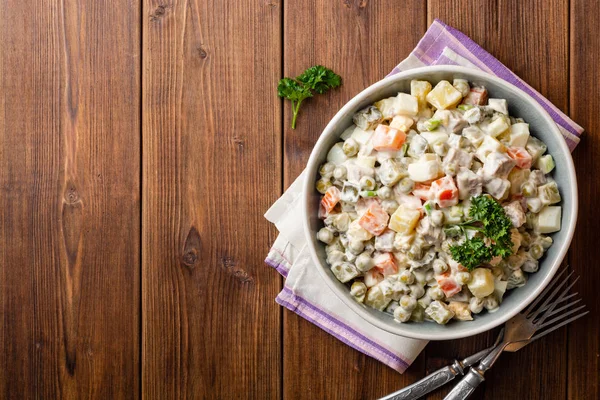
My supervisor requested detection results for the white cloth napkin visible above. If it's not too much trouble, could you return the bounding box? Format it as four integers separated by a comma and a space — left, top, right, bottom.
264, 19, 583, 373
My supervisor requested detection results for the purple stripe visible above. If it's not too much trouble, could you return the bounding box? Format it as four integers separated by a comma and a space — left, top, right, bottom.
436, 19, 582, 137
264, 257, 289, 278
276, 295, 408, 373
281, 286, 410, 369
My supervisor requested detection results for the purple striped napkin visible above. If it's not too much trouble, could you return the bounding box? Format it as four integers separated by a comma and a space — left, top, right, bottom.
264, 19, 583, 373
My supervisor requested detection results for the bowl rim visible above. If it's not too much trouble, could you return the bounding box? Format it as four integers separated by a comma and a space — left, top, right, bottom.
301, 65, 578, 341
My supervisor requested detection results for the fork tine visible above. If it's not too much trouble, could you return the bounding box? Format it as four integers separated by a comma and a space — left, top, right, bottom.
526, 271, 575, 319
531, 275, 580, 324
536, 305, 587, 330
535, 292, 578, 314
528, 311, 589, 342
524, 268, 571, 315
537, 298, 582, 321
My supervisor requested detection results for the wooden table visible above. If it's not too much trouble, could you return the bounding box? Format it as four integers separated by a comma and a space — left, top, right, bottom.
0, 1, 598, 399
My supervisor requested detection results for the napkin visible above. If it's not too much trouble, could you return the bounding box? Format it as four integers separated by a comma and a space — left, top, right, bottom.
264, 19, 583, 373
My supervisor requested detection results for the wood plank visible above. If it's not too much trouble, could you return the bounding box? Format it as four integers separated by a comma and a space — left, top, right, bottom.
282, 1, 427, 399
426, 2, 570, 399
568, 0, 600, 399
141, 0, 282, 398
0, 1, 140, 398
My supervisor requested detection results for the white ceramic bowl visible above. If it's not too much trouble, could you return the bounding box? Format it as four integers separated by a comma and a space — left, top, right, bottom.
302, 66, 578, 340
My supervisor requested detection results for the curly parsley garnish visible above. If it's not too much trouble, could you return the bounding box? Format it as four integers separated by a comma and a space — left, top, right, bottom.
447, 195, 514, 270
277, 65, 342, 129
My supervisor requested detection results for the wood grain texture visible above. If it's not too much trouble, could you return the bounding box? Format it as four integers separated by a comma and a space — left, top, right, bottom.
141, 0, 282, 398
282, 1, 427, 399
0, 1, 140, 399
568, 0, 600, 399
426, 1, 570, 399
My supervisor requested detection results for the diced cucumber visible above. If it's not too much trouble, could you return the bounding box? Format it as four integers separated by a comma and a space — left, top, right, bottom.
526, 136, 548, 162
535, 154, 555, 174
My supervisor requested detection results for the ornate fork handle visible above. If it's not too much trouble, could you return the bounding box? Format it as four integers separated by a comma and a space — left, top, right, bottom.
379, 362, 463, 400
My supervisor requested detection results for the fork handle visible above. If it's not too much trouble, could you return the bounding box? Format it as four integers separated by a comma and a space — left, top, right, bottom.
443, 369, 485, 400
379, 364, 461, 400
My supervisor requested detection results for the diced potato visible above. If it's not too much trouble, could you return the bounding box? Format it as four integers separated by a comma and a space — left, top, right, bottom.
331, 262, 359, 283
448, 301, 473, 321
420, 130, 449, 146
535, 154, 555, 174
408, 160, 441, 182
508, 167, 531, 195
538, 206, 561, 233
426, 80, 463, 110
340, 125, 354, 140
538, 181, 561, 205
452, 79, 470, 97
463, 126, 485, 147
347, 219, 374, 241
488, 98, 508, 114
509, 123, 530, 147
364, 285, 392, 311
326, 142, 349, 165
467, 268, 495, 298
486, 117, 510, 138
494, 279, 509, 302
354, 155, 377, 169
389, 115, 414, 132
526, 197, 543, 213
410, 80, 432, 110
374, 97, 397, 118
394, 93, 419, 116
425, 300, 455, 325
350, 127, 374, 145
388, 205, 421, 234
475, 135, 506, 162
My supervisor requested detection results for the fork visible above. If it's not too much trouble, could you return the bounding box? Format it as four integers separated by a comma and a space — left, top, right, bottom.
444, 267, 588, 400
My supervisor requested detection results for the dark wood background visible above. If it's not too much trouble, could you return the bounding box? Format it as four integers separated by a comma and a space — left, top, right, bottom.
0, 0, 597, 399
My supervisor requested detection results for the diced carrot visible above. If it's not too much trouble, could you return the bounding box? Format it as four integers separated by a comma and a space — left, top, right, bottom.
364, 269, 384, 287
412, 183, 432, 200
506, 147, 533, 169
462, 87, 488, 106
374, 253, 398, 276
319, 186, 341, 219
372, 124, 406, 151
431, 176, 458, 208
358, 201, 389, 236
436, 277, 462, 297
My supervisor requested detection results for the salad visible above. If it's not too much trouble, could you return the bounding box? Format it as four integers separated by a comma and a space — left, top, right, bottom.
315, 79, 561, 325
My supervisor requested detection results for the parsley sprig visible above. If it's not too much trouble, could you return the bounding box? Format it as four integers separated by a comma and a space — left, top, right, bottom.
277, 65, 342, 129
447, 195, 514, 271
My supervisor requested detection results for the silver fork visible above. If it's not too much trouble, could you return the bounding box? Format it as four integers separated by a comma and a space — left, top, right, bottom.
444, 267, 588, 400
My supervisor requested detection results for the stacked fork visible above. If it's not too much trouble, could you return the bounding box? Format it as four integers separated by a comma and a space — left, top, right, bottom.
381, 266, 588, 400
